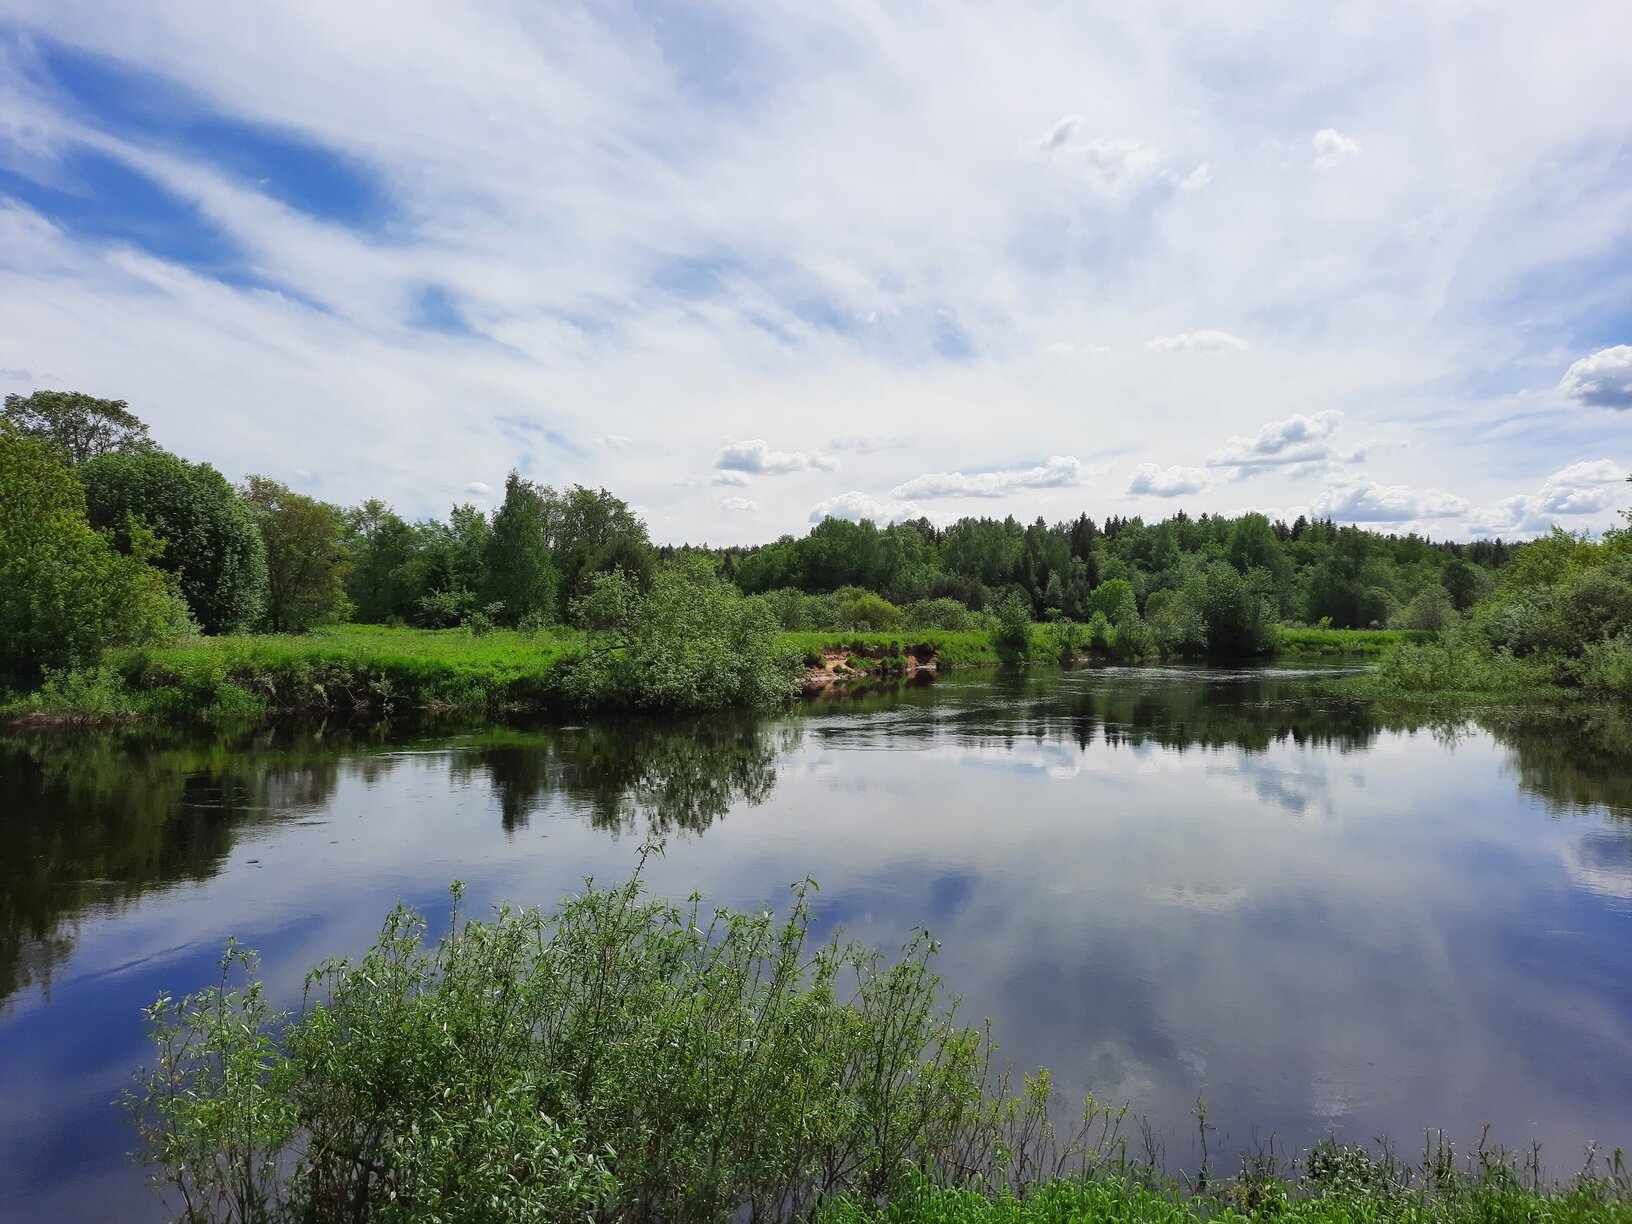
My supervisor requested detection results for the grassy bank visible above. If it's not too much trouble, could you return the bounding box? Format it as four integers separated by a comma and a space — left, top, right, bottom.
4, 624, 581, 723
1277, 627, 1435, 657
3, 624, 1445, 725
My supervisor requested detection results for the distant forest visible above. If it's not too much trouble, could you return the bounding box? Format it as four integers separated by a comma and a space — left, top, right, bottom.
3, 389, 1528, 685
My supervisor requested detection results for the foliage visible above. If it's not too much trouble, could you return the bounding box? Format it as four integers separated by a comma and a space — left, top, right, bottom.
989, 594, 1033, 664
82, 449, 268, 634
482, 472, 560, 625
2, 388, 151, 464
838, 590, 904, 631
565, 561, 798, 710
131, 866, 1054, 1222
0, 425, 184, 688
240, 476, 351, 633
1392, 584, 1458, 632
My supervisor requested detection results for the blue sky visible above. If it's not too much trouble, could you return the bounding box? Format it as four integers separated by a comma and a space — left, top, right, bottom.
0, 1, 1628, 542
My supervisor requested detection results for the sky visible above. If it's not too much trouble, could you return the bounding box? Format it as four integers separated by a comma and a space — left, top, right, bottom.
0, 1, 1629, 546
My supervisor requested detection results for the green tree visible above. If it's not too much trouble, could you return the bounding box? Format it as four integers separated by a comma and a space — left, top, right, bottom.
550, 485, 652, 610
81, 450, 268, 634
483, 473, 559, 625
0, 425, 183, 685
2, 390, 152, 464
1088, 578, 1138, 624
343, 499, 420, 623
239, 476, 350, 633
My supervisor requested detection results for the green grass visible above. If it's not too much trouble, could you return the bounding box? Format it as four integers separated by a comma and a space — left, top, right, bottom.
821, 1165, 1632, 1224
1277, 628, 1436, 657
2, 624, 583, 723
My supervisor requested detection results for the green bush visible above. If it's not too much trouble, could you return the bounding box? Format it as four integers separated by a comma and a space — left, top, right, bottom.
132, 868, 1042, 1222
989, 595, 1032, 663
837, 591, 904, 631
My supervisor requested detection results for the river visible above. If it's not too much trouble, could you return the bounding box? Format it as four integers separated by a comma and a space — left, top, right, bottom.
3, 663, 1631, 1218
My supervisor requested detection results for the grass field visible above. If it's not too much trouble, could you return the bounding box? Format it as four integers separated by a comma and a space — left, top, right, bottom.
6, 624, 1435, 724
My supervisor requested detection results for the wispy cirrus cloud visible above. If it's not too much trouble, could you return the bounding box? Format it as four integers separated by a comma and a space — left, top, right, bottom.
1145, 330, 1249, 354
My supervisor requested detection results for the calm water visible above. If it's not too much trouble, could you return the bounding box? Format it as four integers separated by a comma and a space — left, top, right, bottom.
4, 665, 1632, 1219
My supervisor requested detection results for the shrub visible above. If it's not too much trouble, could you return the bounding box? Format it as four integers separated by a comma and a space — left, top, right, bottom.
837, 591, 903, 632
989, 595, 1032, 664
1087, 611, 1113, 652
565, 561, 797, 710
903, 597, 978, 631
132, 868, 1039, 1222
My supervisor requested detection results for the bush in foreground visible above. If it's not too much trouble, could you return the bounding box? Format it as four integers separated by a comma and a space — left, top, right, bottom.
132, 861, 1097, 1222
132, 864, 1632, 1223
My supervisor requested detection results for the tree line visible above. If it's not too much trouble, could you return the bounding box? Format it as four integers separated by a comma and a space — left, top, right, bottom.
0, 386, 1549, 692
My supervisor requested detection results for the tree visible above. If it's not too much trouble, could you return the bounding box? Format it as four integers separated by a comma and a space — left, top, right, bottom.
343, 499, 420, 623
81, 450, 268, 634
3, 390, 152, 464
0, 424, 183, 685
549, 485, 652, 611
483, 472, 558, 625
239, 476, 350, 633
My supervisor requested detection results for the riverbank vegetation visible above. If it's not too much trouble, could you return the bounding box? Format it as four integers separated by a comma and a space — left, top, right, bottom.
5, 386, 1625, 720
132, 865, 1632, 1223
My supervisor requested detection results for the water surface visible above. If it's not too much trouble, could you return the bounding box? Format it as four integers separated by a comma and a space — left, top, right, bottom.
3, 664, 1632, 1218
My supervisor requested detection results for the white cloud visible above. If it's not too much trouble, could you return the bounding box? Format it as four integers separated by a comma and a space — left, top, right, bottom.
0, 3, 1628, 543
1559, 345, 1632, 410
1312, 128, 1362, 170
891, 455, 1097, 500
809, 490, 919, 523
675, 471, 750, 487
829, 434, 912, 452
1469, 460, 1629, 534
1312, 477, 1468, 524
1145, 330, 1249, 353
1027, 116, 1162, 196
1207, 410, 1360, 471
1177, 163, 1213, 192
714, 439, 837, 475
462, 480, 491, 495
1127, 463, 1210, 497
719, 495, 759, 512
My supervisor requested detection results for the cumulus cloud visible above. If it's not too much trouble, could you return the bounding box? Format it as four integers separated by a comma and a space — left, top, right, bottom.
1127, 463, 1210, 497
1559, 345, 1632, 409
829, 434, 912, 453
1206, 410, 1361, 472
1312, 128, 1362, 169
891, 455, 1096, 500
809, 490, 919, 523
715, 439, 837, 474
1177, 163, 1213, 192
1468, 459, 1630, 535
462, 480, 492, 495
675, 471, 750, 487
719, 495, 758, 512
1312, 477, 1468, 523
1027, 116, 1162, 196
1145, 330, 1249, 353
